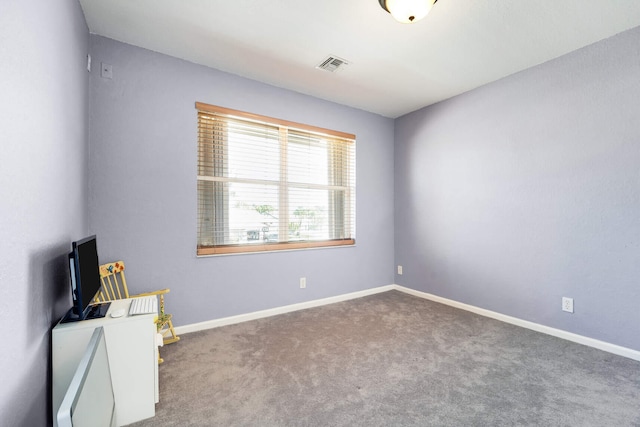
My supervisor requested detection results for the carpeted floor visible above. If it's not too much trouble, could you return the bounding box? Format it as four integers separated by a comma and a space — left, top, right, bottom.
130, 290, 640, 426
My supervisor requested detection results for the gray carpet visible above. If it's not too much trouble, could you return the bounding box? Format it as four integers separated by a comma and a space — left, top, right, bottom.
131, 290, 640, 426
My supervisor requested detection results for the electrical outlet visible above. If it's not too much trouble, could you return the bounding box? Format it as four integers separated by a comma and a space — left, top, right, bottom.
397, 265, 403, 275
562, 297, 574, 313
300, 277, 306, 289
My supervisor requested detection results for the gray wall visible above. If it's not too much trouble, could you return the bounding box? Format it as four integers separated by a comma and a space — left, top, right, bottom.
394, 26, 640, 350
0, 0, 89, 425
87, 36, 395, 326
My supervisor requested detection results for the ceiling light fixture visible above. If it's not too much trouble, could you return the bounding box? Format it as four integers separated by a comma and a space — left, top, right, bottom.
378, 0, 437, 24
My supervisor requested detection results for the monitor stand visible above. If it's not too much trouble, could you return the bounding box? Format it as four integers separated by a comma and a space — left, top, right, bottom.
61, 302, 112, 323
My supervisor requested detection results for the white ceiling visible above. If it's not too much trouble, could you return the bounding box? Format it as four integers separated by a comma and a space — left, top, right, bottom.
78, 0, 640, 118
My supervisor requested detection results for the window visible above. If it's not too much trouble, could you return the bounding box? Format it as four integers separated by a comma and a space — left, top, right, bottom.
196, 102, 356, 255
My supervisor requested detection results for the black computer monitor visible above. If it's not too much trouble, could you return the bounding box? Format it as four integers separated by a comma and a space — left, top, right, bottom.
63, 235, 110, 322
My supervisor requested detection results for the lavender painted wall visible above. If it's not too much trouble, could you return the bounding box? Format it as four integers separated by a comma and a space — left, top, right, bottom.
87, 36, 395, 326
394, 26, 640, 350
0, 0, 89, 424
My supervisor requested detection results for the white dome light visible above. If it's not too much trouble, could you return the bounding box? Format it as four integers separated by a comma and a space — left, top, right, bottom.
379, 0, 437, 24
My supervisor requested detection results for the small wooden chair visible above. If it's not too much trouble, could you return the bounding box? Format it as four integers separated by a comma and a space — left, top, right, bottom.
96, 261, 180, 363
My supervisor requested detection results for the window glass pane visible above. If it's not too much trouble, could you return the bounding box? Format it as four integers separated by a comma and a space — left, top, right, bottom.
288, 188, 330, 241
227, 120, 280, 181
228, 182, 280, 244
288, 132, 328, 185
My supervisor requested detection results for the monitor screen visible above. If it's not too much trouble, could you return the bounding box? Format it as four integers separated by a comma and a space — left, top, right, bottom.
73, 236, 101, 313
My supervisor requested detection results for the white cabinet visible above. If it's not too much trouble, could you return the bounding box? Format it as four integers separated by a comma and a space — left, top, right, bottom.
52, 299, 158, 426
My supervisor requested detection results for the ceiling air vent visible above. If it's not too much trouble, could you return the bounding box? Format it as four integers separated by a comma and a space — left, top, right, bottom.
316, 55, 349, 73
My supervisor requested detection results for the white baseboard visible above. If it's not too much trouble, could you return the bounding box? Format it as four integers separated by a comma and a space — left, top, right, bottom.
393, 285, 640, 362
174, 285, 396, 335
175, 283, 640, 362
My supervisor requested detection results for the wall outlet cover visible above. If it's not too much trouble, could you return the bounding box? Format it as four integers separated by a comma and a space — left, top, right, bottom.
562, 297, 574, 313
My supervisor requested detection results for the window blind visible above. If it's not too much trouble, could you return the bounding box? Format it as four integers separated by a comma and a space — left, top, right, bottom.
196, 102, 356, 255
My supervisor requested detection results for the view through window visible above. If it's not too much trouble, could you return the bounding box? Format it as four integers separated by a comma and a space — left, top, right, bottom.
197, 103, 356, 255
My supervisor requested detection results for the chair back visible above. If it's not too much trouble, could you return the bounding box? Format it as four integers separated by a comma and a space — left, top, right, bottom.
96, 259, 181, 354
96, 261, 130, 302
